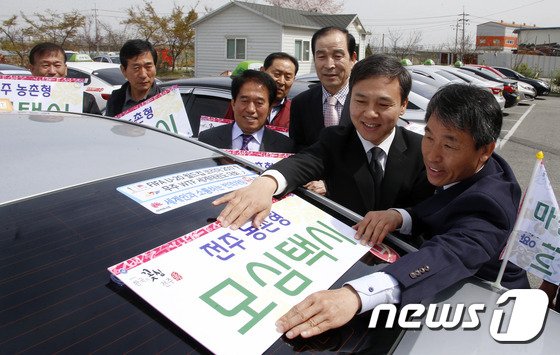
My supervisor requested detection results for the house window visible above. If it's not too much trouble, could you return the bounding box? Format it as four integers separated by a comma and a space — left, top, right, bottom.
226, 38, 246, 60
294, 39, 310, 62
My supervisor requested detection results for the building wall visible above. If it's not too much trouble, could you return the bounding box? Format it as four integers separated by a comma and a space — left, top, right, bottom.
476, 22, 518, 51
517, 29, 560, 45
281, 27, 316, 74
194, 6, 282, 77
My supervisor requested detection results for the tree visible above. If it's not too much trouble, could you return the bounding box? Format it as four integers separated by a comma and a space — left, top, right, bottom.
265, 0, 343, 14
0, 15, 29, 66
387, 28, 422, 61
21, 10, 85, 47
161, 6, 198, 71
122, 1, 165, 46
124, 1, 198, 71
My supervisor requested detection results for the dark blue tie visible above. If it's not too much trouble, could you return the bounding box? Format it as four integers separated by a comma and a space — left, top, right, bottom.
240, 134, 252, 150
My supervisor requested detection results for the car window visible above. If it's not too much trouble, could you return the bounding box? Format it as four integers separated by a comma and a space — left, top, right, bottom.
436, 70, 468, 82
110, 56, 121, 64
66, 68, 91, 85
92, 68, 127, 86
411, 81, 438, 100
185, 94, 230, 136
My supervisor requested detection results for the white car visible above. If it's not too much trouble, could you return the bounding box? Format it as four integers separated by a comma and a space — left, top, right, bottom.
0, 63, 31, 76
66, 62, 126, 112
409, 65, 507, 111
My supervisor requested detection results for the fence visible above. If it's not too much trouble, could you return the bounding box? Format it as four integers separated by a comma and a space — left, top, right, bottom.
478, 52, 560, 78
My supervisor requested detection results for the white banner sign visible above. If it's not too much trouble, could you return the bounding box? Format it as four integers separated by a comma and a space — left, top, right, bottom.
199, 115, 289, 137
109, 195, 370, 355
0, 75, 84, 113
117, 165, 256, 214
116, 85, 193, 137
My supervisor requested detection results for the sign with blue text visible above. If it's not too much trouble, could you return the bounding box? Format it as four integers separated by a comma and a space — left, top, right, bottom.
0, 75, 84, 113
115, 85, 193, 137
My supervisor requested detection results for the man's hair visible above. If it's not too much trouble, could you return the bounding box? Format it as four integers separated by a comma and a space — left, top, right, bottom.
29, 42, 65, 65
119, 39, 158, 69
231, 69, 277, 105
349, 54, 411, 103
425, 83, 502, 149
311, 26, 356, 57
263, 52, 299, 74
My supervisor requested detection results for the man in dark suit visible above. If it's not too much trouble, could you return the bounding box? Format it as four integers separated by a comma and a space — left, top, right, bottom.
214, 53, 432, 226
273, 84, 530, 340
28, 42, 101, 115
289, 27, 356, 151
106, 40, 161, 117
198, 70, 295, 153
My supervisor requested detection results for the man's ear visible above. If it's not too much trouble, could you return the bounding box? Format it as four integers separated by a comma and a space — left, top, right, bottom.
479, 141, 496, 164
120, 65, 126, 77
259, 66, 265, 72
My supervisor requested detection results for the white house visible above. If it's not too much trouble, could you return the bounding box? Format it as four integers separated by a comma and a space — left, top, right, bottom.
192, 1, 368, 77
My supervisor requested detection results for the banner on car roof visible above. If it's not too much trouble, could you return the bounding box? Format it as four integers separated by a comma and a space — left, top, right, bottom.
0, 75, 84, 113
115, 85, 193, 138
223, 149, 292, 170
108, 194, 370, 355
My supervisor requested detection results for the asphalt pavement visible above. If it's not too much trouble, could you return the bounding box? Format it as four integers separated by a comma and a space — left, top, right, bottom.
496, 95, 560, 287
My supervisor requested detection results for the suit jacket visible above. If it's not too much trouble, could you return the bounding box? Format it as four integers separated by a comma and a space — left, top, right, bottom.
383, 153, 529, 305
289, 84, 351, 151
272, 125, 434, 215
83, 92, 101, 115
198, 123, 296, 153
105, 81, 162, 117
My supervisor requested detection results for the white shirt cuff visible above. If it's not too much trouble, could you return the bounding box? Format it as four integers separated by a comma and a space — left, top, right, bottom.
392, 208, 412, 235
345, 272, 401, 313
261, 170, 287, 196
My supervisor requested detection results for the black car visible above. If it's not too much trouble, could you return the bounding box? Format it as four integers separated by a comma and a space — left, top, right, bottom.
160, 77, 314, 137
493, 66, 551, 96
459, 66, 520, 108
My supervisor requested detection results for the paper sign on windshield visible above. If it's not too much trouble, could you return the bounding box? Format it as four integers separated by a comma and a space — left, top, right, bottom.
116, 85, 193, 138
224, 150, 292, 170
117, 165, 257, 214
0, 75, 84, 113
108, 195, 370, 355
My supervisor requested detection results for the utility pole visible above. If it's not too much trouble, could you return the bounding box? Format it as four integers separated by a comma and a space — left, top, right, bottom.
94, 3, 100, 53
458, 7, 469, 62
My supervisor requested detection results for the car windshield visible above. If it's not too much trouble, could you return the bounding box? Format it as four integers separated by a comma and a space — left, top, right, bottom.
435, 70, 468, 82
92, 67, 127, 85
110, 56, 121, 64
411, 81, 438, 100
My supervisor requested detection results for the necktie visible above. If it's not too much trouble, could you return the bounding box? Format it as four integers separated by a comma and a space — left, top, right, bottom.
369, 147, 384, 209
240, 134, 252, 150
324, 96, 339, 127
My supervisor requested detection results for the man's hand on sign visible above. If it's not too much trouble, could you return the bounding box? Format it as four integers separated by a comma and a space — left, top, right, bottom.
352, 209, 402, 246
213, 175, 277, 229
275, 286, 361, 339
304, 180, 327, 196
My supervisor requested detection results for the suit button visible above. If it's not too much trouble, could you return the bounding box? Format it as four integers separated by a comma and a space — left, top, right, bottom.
424, 265, 430, 271
409, 272, 416, 279
414, 270, 421, 277
368, 287, 374, 292
419, 267, 426, 273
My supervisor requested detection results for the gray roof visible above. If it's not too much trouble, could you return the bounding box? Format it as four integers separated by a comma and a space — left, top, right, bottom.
194, 1, 361, 32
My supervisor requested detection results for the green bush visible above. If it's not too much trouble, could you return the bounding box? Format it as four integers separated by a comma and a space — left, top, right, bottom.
551, 70, 560, 89
513, 63, 539, 78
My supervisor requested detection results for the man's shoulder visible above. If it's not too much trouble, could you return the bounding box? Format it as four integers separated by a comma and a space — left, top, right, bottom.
291, 84, 321, 103
199, 123, 232, 137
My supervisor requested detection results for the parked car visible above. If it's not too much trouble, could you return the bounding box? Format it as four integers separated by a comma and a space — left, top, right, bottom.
2, 110, 557, 354
0, 63, 31, 76
93, 54, 121, 64
493, 66, 551, 96
459, 66, 520, 107
408, 65, 507, 110
66, 61, 126, 112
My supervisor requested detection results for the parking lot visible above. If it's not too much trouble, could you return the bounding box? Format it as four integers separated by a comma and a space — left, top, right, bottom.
497, 96, 560, 195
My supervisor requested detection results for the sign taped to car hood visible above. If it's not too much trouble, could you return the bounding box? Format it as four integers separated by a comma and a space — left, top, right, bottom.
117, 164, 256, 214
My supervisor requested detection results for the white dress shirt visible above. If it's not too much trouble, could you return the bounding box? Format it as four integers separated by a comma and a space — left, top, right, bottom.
231, 123, 265, 151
